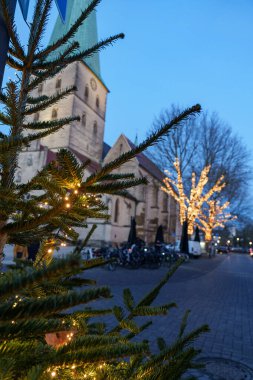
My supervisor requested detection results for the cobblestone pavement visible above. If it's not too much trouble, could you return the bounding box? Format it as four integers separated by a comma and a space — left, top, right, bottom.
3, 248, 253, 378
81, 253, 253, 379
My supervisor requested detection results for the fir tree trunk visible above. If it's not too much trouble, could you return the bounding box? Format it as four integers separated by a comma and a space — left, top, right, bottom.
0, 231, 8, 255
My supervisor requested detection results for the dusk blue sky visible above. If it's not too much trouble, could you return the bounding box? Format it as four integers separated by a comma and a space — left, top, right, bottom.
4, 1, 253, 158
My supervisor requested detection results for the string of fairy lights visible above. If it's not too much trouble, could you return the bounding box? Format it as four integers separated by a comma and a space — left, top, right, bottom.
197, 200, 236, 241
162, 158, 232, 240
35, 182, 103, 257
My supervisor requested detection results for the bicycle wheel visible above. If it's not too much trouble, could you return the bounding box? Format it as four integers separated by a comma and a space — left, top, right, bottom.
107, 261, 116, 271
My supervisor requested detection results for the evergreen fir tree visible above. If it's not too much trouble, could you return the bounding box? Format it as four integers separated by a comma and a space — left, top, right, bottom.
0, 252, 209, 379
0, 0, 200, 256
0, 1, 208, 378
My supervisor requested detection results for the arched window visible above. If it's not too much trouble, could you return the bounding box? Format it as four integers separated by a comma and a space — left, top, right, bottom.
142, 186, 146, 201
119, 143, 123, 154
93, 121, 97, 136
163, 193, 168, 212
56, 78, 61, 89
16, 171, 22, 183
38, 83, 43, 94
114, 199, 119, 223
34, 112, 40, 122
81, 112, 86, 126
27, 154, 33, 166
84, 85, 89, 99
52, 108, 58, 119
153, 187, 159, 207
96, 96, 100, 108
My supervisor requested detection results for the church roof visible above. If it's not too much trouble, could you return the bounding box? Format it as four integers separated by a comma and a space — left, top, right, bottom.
49, 0, 101, 80
103, 138, 165, 183
102, 142, 111, 159
41, 145, 100, 172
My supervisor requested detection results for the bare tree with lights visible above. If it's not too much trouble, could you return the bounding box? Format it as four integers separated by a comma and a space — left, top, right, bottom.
197, 200, 236, 242
150, 107, 252, 219
162, 158, 226, 235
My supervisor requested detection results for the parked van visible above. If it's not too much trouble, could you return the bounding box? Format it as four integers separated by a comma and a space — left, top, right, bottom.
174, 240, 202, 257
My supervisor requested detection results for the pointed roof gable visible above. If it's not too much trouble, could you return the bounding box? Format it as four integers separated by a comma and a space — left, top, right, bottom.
126, 138, 164, 183
103, 135, 165, 183
49, 0, 101, 79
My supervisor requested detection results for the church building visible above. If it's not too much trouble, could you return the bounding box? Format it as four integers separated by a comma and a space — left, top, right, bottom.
17, 0, 180, 246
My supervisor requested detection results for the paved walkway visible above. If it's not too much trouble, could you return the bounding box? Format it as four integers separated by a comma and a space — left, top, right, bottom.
81, 253, 253, 378
3, 247, 253, 378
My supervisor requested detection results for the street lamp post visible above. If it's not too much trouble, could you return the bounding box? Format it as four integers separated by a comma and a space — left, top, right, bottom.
0, 0, 17, 88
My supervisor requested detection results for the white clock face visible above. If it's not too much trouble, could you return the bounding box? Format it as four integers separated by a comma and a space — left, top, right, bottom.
90, 78, 97, 91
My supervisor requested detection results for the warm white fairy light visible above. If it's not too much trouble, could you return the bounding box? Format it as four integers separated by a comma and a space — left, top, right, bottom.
197, 200, 236, 241
162, 158, 226, 235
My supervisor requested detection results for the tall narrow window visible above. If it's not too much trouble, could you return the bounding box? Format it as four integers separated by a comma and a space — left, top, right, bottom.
84, 85, 89, 99
153, 187, 159, 207
114, 199, 119, 223
27, 154, 33, 166
96, 96, 100, 108
93, 121, 97, 136
16, 171, 22, 183
34, 112, 40, 122
38, 83, 43, 94
142, 186, 146, 201
52, 109, 58, 120
56, 78, 61, 89
81, 112, 86, 126
163, 193, 168, 212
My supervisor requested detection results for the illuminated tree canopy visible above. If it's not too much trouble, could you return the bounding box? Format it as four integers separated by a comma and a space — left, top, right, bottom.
197, 200, 236, 241
162, 158, 226, 236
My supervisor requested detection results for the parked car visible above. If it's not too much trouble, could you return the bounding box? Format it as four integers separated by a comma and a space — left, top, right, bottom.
216, 246, 230, 254
230, 246, 246, 253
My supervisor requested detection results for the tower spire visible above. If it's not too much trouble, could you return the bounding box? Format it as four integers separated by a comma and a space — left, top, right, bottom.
49, 0, 101, 79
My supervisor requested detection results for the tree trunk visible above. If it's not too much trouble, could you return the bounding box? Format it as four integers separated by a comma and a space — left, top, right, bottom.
0, 232, 8, 256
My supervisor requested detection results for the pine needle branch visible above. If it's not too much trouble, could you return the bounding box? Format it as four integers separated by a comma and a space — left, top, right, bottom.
85, 105, 201, 186
34, 0, 102, 60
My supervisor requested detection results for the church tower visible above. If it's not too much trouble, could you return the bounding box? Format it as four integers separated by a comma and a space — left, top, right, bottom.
34, 0, 108, 164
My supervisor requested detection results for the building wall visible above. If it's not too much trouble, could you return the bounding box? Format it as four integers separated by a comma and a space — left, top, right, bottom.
69, 62, 107, 163
35, 63, 76, 150
102, 135, 180, 245
17, 60, 180, 246
16, 149, 47, 184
